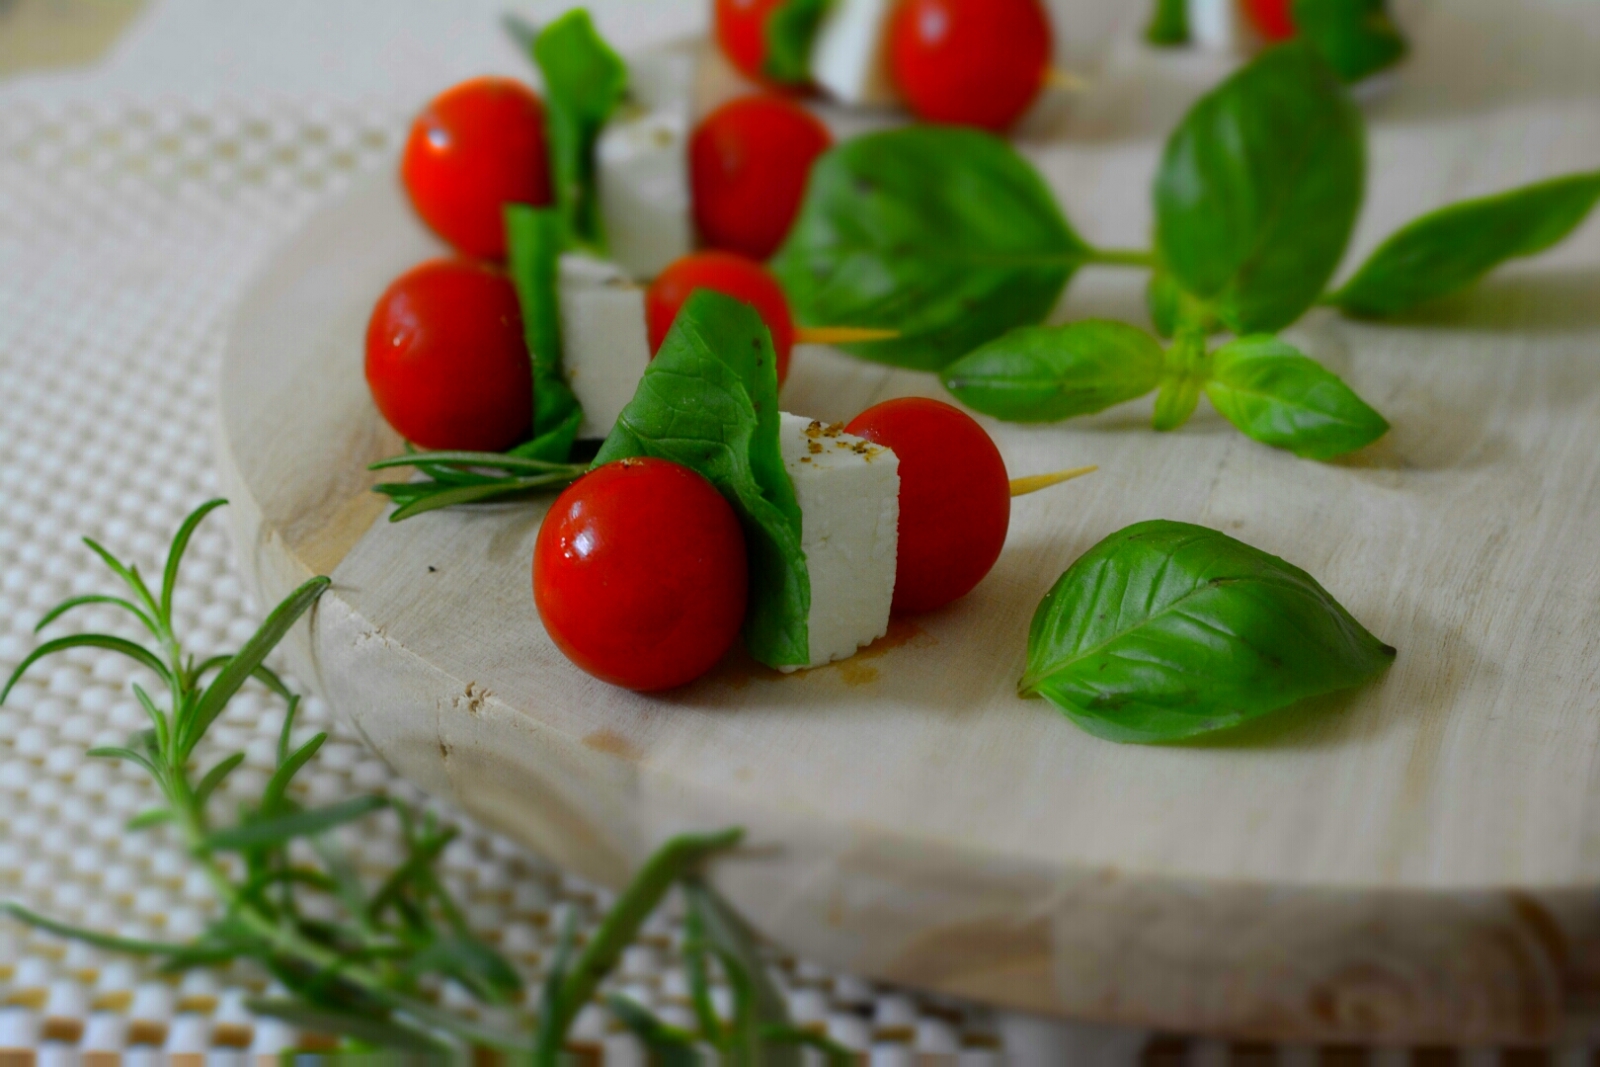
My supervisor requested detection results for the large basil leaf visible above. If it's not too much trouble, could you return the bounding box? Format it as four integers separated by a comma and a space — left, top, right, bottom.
1295, 0, 1407, 84
771, 126, 1091, 371
530, 10, 628, 252
1205, 335, 1388, 459
1331, 170, 1600, 318
764, 0, 833, 84
1154, 43, 1365, 335
594, 291, 810, 669
1023, 520, 1395, 742
506, 206, 582, 462
940, 321, 1163, 423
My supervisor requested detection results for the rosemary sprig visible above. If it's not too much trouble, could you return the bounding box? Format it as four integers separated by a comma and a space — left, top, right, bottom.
0, 500, 850, 1065
369, 449, 588, 522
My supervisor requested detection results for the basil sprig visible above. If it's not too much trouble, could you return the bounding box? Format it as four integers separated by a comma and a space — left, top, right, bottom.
1145, 0, 1190, 46
1331, 171, 1600, 318
1156, 41, 1366, 336
763, 0, 833, 85
507, 205, 583, 463
595, 291, 811, 670
526, 10, 628, 253
1023, 520, 1396, 742
1293, 0, 1408, 84
771, 126, 1103, 371
1141, 0, 1406, 82
942, 318, 1388, 459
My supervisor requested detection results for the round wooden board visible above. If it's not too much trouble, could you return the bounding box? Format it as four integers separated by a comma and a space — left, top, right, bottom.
216, 1, 1600, 1045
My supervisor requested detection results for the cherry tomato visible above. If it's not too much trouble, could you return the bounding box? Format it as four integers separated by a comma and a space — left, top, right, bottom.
646, 252, 795, 384
888, 0, 1053, 132
690, 96, 832, 261
365, 259, 531, 453
715, 0, 789, 83
534, 458, 749, 691
845, 398, 1010, 614
1244, 0, 1297, 41
400, 77, 553, 261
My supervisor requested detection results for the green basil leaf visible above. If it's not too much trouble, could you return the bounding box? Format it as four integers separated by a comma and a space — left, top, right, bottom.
1294, 0, 1407, 83
764, 0, 833, 84
1330, 170, 1600, 318
1145, 0, 1190, 45
1023, 520, 1396, 742
595, 292, 810, 669
506, 205, 582, 462
1154, 43, 1365, 335
940, 321, 1163, 423
530, 10, 628, 252
1205, 335, 1388, 459
772, 126, 1090, 371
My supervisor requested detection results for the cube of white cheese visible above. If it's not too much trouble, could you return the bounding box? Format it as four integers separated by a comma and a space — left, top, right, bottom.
596, 49, 695, 281
557, 254, 652, 440
810, 0, 900, 108
1189, 0, 1247, 50
778, 413, 900, 670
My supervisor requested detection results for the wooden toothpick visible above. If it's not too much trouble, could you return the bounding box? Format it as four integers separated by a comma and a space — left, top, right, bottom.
1010, 465, 1098, 497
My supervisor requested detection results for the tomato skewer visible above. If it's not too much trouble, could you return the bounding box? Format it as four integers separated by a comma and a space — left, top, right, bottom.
690, 96, 832, 260
534, 458, 749, 691
1243, 0, 1298, 41
365, 259, 533, 453
400, 77, 553, 261
845, 398, 1012, 614
888, 0, 1054, 132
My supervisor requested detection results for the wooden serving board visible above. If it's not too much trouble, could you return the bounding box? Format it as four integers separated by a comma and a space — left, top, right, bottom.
216, 0, 1600, 1044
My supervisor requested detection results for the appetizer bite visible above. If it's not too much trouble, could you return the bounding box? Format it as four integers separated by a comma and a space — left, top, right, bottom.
715, 0, 1058, 132
1149, 0, 1408, 84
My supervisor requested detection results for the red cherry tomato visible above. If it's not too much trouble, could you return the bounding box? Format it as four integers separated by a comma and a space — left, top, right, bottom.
846, 398, 1010, 614
1244, 0, 1297, 41
715, 0, 788, 83
888, 0, 1053, 132
646, 252, 795, 384
690, 96, 832, 261
365, 259, 531, 452
534, 458, 749, 691
400, 77, 553, 261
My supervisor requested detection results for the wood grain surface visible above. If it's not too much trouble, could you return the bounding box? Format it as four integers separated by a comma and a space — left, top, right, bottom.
215, 0, 1600, 1043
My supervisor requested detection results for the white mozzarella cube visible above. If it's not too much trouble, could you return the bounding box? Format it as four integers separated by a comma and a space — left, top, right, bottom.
810, 0, 900, 108
597, 48, 696, 281
557, 254, 652, 440
1189, 0, 1247, 50
778, 413, 900, 670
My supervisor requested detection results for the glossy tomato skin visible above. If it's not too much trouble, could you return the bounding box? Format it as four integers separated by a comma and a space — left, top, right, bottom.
888, 0, 1052, 132
365, 259, 532, 452
690, 96, 832, 261
1244, 0, 1297, 41
846, 398, 1010, 614
534, 458, 749, 691
401, 77, 553, 261
646, 252, 795, 384
715, 0, 788, 83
